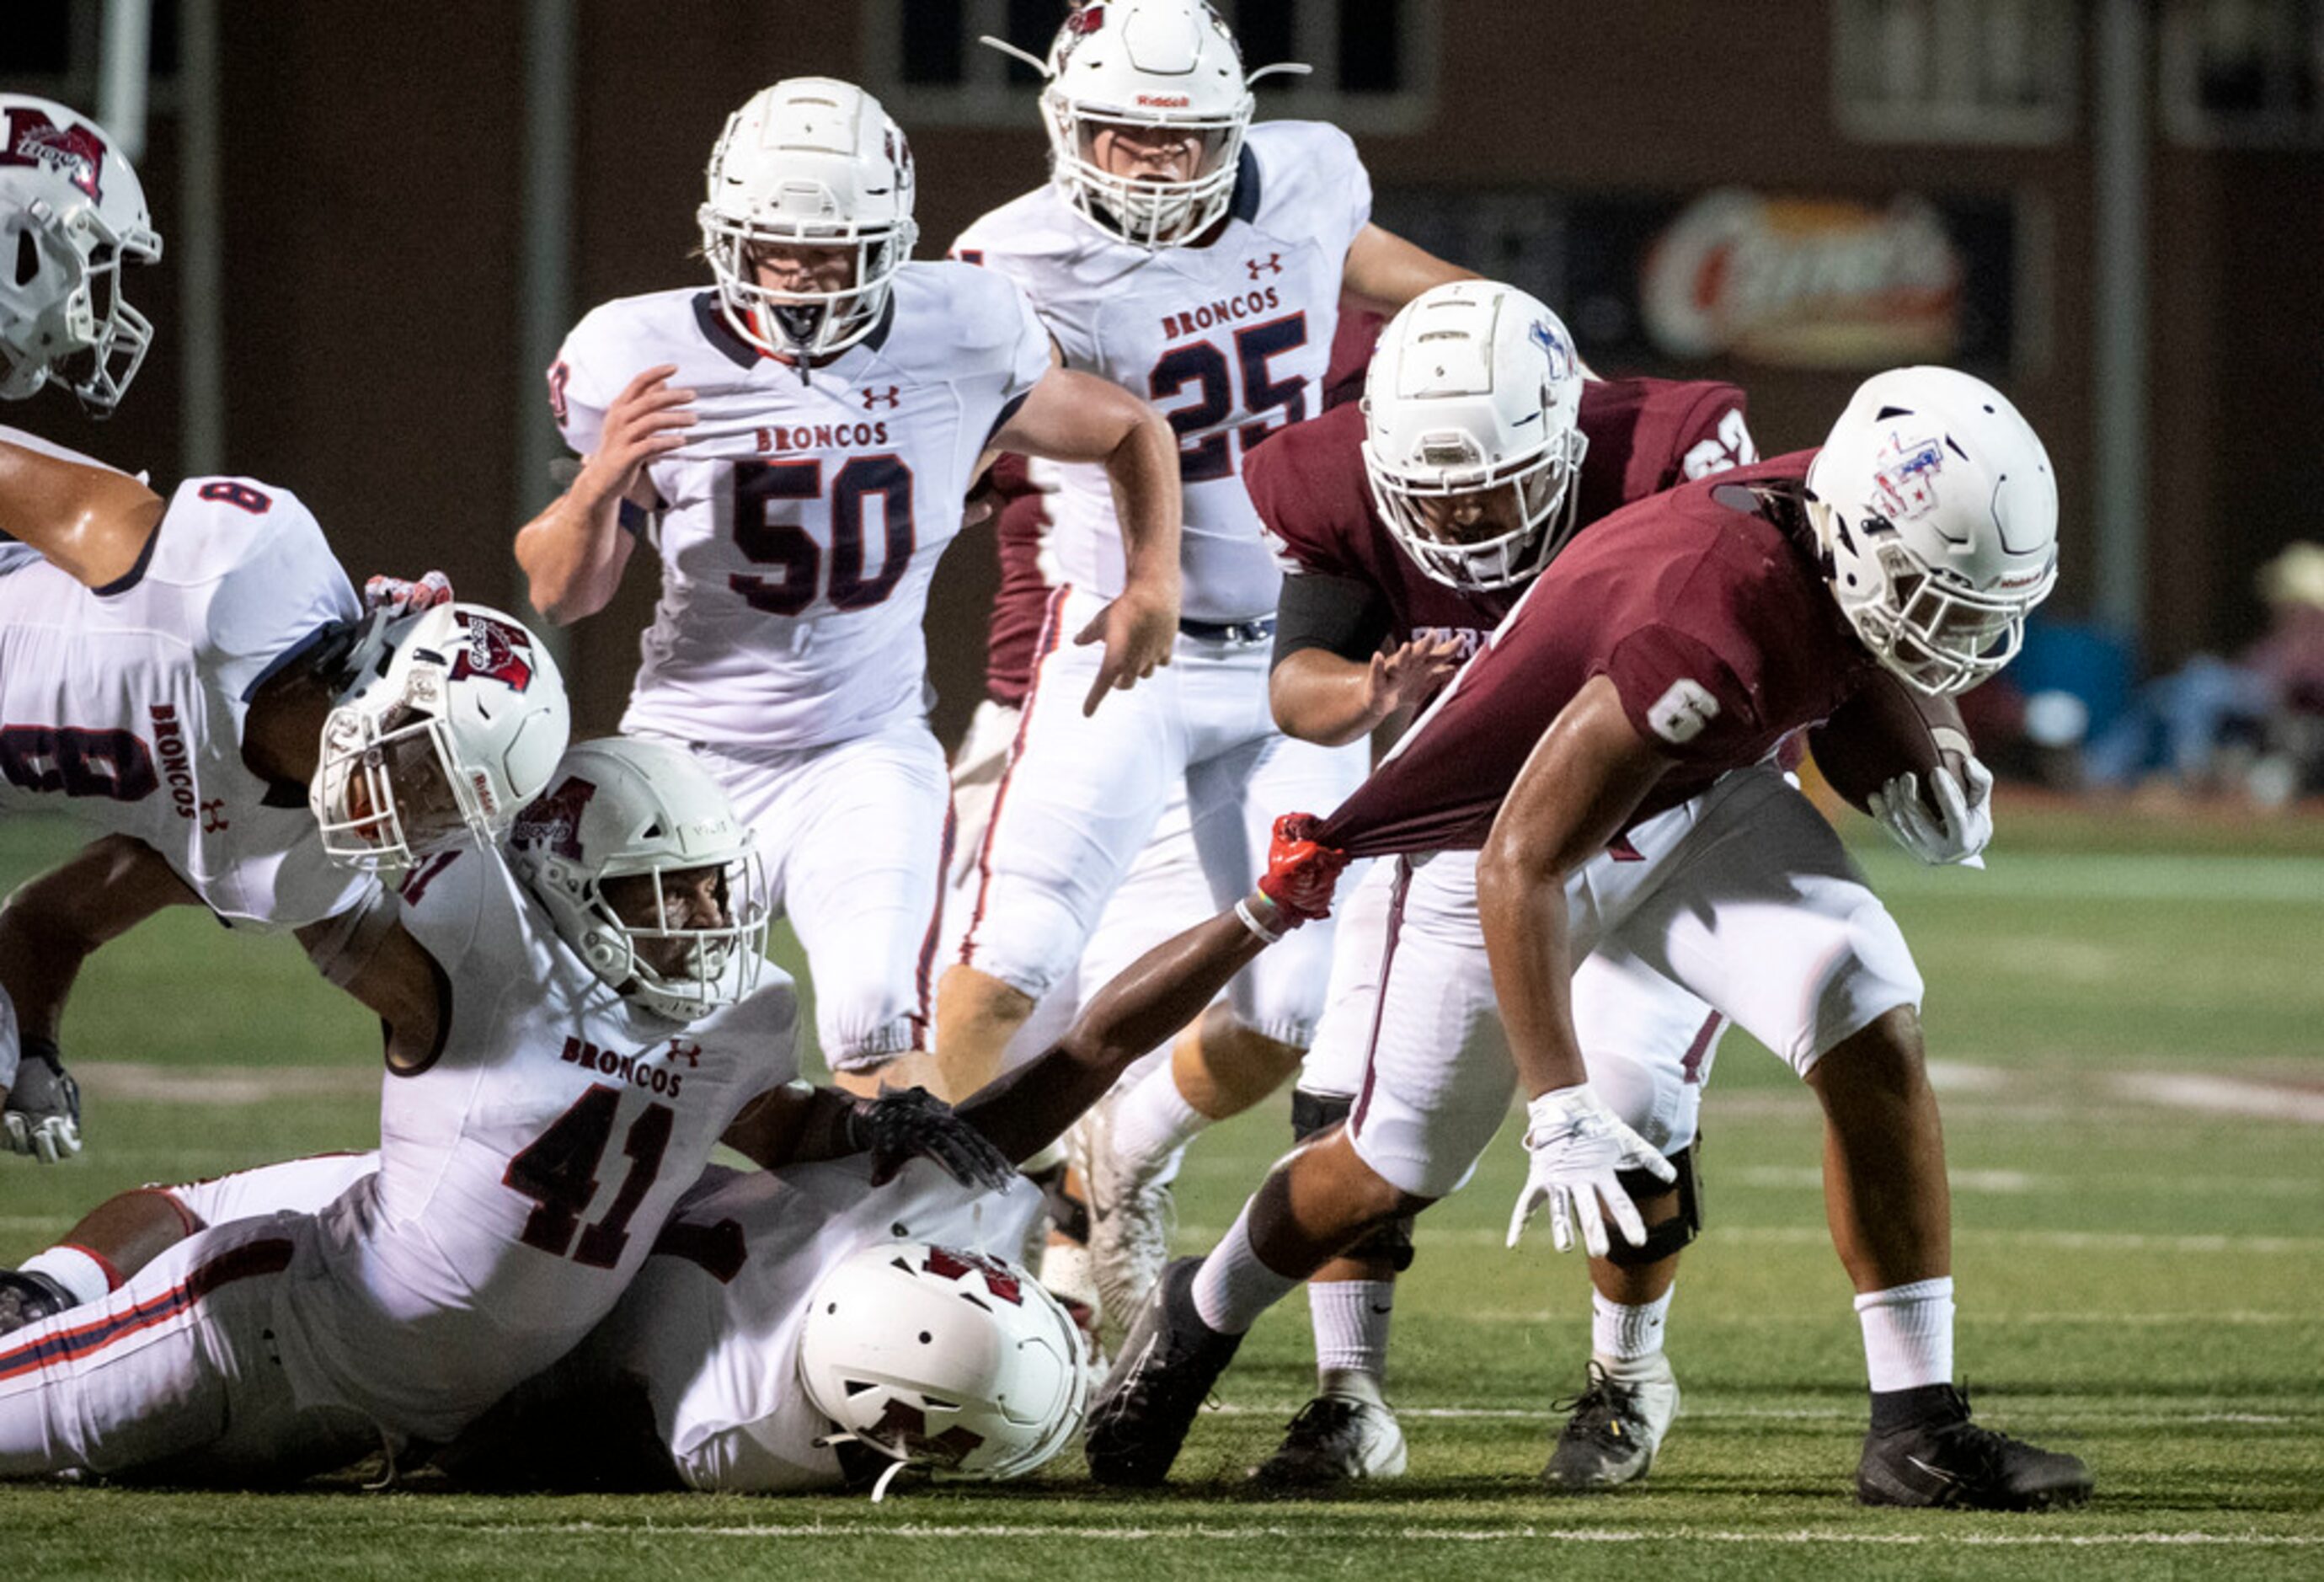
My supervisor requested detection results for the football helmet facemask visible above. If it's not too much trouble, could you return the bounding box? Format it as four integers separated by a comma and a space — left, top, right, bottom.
0, 95, 162, 414
699, 77, 917, 363
310, 602, 570, 873
1806, 366, 2059, 697
988, 1, 1305, 249
800, 1241, 1089, 1491
1362, 281, 1591, 591
506, 737, 767, 1024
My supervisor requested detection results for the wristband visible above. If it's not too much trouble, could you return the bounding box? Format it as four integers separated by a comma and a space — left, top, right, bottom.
1233, 896, 1283, 944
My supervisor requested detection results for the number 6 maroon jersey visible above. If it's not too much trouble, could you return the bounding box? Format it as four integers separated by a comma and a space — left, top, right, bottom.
548, 265, 1051, 751
270, 842, 799, 1447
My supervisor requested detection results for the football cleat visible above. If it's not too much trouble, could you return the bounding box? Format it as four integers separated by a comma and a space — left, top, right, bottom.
0, 1269, 74, 1335
1248, 1392, 1408, 1488
3, 1050, 83, 1164
1083, 1256, 1241, 1486
1073, 1091, 1175, 1333
1543, 1355, 1680, 1491
1855, 1384, 2092, 1510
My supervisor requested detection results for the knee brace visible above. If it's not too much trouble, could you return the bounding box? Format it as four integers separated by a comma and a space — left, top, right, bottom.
1602, 1141, 1704, 1269
1290, 1088, 1416, 1272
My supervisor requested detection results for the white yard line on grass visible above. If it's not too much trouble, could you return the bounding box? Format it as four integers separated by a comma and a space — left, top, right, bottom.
478, 1521, 2323, 1547
1203, 1403, 2307, 1425
1176, 1224, 2324, 1253
2113, 1072, 2324, 1125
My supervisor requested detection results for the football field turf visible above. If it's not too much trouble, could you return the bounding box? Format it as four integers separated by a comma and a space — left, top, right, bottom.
3, 805, 2320, 1579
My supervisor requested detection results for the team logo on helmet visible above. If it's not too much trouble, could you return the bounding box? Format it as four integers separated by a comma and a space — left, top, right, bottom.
1529, 318, 1574, 382
1, 107, 106, 201
448, 611, 537, 692
1872, 430, 1946, 521
868, 1399, 989, 1471
1066, 5, 1106, 37
922, 1247, 1028, 1306
509, 774, 597, 862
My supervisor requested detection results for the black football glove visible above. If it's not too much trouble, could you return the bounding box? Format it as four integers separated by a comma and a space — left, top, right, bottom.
3, 1035, 82, 1165
846, 1085, 1015, 1192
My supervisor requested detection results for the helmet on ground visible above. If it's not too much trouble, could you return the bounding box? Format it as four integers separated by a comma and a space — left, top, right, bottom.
699, 77, 917, 361
799, 1242, 1089, 1486
0, 94, 162, 414
1805, 366, 2059, 696
310, 603, 570, 872
1362, 281, 1591, 591
505, 736, 767, 1023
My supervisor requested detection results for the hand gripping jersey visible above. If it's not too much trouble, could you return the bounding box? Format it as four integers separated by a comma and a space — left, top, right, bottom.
954, 120, 1373, 623
1317, 453, 1878, 858
1253, 376, 1754, 664
576, 1158, 1045, 1494
0, 472, 370, 927
271, 845, 799, 1444
551, 265, 1052, 751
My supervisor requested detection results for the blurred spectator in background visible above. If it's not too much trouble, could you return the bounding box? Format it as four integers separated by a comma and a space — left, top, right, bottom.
2083, 542, 2324, 807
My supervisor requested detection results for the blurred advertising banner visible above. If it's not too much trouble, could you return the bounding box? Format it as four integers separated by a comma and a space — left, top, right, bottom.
1371, 186, 2021, 374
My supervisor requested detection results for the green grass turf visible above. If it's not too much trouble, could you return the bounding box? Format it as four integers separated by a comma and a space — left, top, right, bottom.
3, 804, 2321, 1578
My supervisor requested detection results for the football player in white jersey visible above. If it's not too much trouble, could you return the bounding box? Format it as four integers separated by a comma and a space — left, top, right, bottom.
0, 795, 1354, 1494
938, 0, 1475, 1297
0, 735, 1017, 1484
519, 77, 1183, 1102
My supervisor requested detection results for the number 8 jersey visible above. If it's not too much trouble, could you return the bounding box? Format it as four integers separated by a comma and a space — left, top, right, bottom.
953, 121, 1371, 623
549, 265, 1052, 751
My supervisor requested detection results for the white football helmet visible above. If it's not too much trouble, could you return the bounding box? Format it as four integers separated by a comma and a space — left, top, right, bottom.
311, 603, 570, 872
800, 1242, 1089, 1488
505, 737, 767, 1023
996, 1, 1296, 248
699, 77, 917, 362
0, 95, 162, 414
1362, 281, 1591, 591
1806, 366, 2059, 697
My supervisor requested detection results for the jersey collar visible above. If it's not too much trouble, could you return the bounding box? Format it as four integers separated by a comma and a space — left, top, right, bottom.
691, 291, 898, 374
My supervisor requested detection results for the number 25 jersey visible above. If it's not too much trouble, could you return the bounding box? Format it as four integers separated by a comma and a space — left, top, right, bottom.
551, 267, 1052, 752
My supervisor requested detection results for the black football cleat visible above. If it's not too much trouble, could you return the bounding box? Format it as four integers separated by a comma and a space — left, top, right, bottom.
1248, 1392, 1408, 1488
0, 1269, 75, 1335
1082, 1256, 1241, 1486
1856, 1385, 2092, 1510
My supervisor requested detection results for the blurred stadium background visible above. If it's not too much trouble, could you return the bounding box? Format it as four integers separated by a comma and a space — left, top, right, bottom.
4, 3, 2321, 1574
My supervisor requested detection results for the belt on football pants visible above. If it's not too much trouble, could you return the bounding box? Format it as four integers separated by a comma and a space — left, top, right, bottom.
1178, 614, 1277, 646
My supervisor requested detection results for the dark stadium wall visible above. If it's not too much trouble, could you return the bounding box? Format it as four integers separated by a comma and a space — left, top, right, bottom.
104, 1, 2316, 734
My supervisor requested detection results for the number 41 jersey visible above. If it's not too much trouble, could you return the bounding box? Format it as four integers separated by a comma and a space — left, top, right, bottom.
551, 267, 1052, 752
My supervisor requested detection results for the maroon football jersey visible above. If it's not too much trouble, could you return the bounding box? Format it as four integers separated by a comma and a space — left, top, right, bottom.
1316, 452, 1878, 858
980, 452, 1053, 708
1249, 377, 1752, 660
1322, 307, 1385, 412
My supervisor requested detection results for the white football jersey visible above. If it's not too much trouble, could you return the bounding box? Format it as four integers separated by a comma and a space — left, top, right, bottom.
0, 473, 371, 928
582, 1157, 1044, 1494
553, 265, 1052, 751
271, 844, 799, 1443
953, 120, 1372, 623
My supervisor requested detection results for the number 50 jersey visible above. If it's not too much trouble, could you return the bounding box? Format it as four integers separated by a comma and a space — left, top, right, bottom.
550, 266, 1052, 752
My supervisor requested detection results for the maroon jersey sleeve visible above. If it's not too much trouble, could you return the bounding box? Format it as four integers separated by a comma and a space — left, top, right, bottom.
1571, 378, 1753, 531
1244, 402, 1376, 580
981, 452, 1055, 708
1322, 307, 1385, 411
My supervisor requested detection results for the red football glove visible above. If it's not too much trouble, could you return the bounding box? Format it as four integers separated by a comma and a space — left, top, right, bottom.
1257, 812, 1349, 927
361, 569, 454, 620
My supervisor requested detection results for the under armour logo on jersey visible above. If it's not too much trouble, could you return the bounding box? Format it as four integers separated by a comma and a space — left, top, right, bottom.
1247, 253, 1284, 280
861, 385, 901, 411
1, 106, 107, 200
200, 799, 229, 833
664, 1038, 701, 1069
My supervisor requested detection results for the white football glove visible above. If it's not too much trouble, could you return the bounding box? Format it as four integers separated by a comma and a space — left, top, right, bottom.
1505, 1084, 1675, 1257
1867, 756, 1994, 868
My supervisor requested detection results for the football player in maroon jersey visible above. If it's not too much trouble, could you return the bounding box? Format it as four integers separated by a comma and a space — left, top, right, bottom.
1085, 365, 2093, 1512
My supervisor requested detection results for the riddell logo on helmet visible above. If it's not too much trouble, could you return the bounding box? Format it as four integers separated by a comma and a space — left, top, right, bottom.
0, 107, 106, 201
449, 612, 537, 692
1136, 94, 1192, 108
510, 775, 597, 861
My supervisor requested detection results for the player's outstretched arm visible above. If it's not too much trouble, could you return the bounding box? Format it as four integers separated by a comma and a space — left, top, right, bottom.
1477, 676, 1679, 1254
719, 1081, 1013, 1191
0, 440, 164, 588
990, 367, 1183, 715
955, 817, 1348, 1163
1273, 636, 1464, 747
1339, 224, 1477, 318
514, 364, 693, 624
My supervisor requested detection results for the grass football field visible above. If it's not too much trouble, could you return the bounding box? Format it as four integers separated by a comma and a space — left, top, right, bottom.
2, 801, 2320, 1579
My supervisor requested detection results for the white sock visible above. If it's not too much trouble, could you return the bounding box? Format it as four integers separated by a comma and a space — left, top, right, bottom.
1311, 1280, 1393, 1387
1854, 1276, 1957, 1392
1591, 1285, 1674, 1367
22, 1244, 116, 1307
1110, 1065, 1209, 1181
1189, 1205, 1300, 1335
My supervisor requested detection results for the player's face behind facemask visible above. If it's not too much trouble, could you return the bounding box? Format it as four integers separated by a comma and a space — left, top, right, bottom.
0, 94, 163, 414
505, 736, 769, 1025
310, 602, 571, 874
